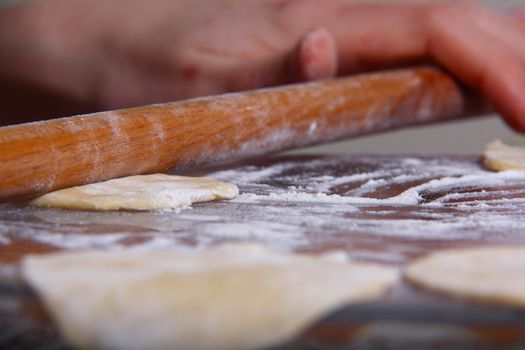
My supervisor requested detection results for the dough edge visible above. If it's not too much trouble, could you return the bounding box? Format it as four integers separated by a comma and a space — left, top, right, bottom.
22, 244, 399, 350
484, 139, 525, 171
405, 246, 525, 308
30, 174, 239, 211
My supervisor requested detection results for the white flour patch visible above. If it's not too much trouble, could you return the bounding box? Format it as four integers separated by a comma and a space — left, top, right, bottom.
308, 122, 318, 136
209, 162, 298, 184
31, 232, 128, 250
207, 156, 525, 248
234, 192, 362, 205
390, 171, 525, 205
3, 155, 525, 264
116, 235, 182, 251
195, 221, 308, 249
0, 233, 10, 245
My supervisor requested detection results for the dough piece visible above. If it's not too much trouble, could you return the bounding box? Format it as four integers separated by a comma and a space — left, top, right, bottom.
22, 244, 398, 350
405, 246, 525, 308
484, 139, 525, 171
30, 174, 238, 211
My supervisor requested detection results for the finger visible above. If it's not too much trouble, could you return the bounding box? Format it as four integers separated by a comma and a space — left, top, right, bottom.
322, 2, 429, 74
467, 6, 525, 65
222, 26, 338, 91
315, 1, 525, 131
295, 26, 338, 81
426, 5, 525, 131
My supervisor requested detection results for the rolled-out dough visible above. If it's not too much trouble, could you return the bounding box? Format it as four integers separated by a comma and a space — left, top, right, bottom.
22, 244, 398, 350
405, 246, 525, 308
484, 139, 525, 171
30, 174, 239, 211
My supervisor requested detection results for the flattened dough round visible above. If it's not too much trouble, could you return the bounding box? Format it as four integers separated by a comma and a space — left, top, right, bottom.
484, 139, 525, 171
22, 244, 398, 350
30, 174, 239, 211
405, 246, 525, 308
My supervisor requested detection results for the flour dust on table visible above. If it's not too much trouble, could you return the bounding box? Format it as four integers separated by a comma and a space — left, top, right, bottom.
3, 155, 525, 265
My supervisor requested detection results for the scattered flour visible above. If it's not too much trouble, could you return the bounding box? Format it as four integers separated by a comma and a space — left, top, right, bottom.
31, 232, 129, 250
195, 221, 309, 249
3, 155, 525, 264
0, 233, 10, 245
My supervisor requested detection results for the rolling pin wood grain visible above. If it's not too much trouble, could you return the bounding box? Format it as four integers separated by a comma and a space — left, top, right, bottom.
0, 66, 480, 201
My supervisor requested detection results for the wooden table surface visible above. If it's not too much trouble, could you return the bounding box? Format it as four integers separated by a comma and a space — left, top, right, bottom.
2, 153, 525, 349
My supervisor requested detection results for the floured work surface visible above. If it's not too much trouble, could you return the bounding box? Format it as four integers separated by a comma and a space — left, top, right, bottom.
2, 154, 525, 349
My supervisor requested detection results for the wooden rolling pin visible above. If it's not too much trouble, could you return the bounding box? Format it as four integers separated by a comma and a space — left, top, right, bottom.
0, 66, 482, 202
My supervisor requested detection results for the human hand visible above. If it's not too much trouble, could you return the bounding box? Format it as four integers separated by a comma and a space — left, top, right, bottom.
2, 0, 525, 131
0, 0, 339, 122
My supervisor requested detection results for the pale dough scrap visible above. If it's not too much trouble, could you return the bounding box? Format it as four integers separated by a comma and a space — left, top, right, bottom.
30, 174, 239, 211
405, 246, 525, 308
484, 139, 525, 171
22, 244, 398, 350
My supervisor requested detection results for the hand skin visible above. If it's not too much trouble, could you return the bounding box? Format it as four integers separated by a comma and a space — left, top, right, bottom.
1, 0, 525, 130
